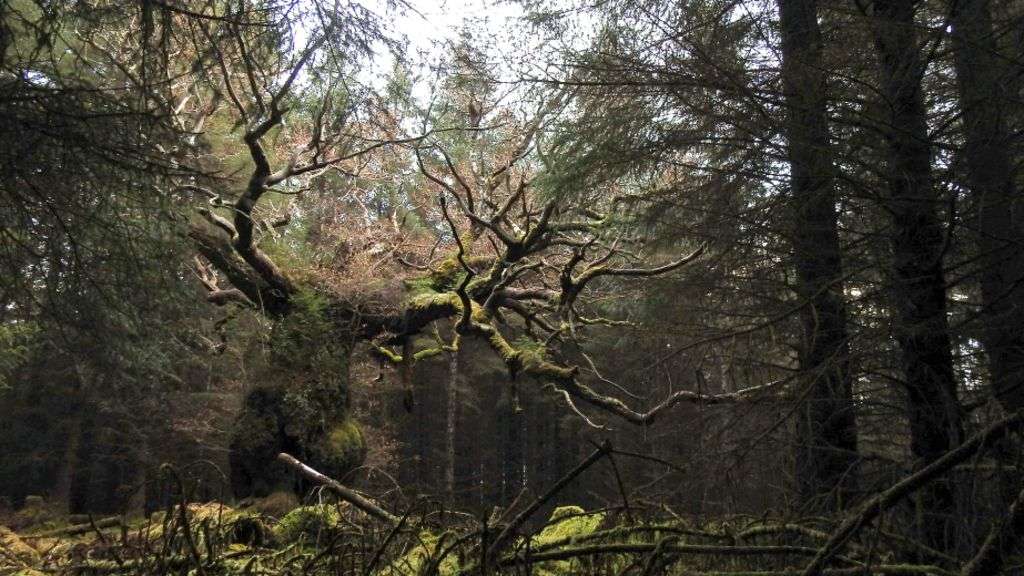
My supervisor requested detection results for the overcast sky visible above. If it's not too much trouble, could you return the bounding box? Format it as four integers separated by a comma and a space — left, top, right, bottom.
394, 0, 522, 44
349, 0, 532, 104
378, 0, 524, 63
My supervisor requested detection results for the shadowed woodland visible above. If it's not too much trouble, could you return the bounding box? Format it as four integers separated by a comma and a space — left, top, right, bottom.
1, 0, 1024, 574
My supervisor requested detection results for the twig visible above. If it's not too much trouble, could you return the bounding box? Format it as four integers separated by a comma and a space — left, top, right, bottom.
362, 509, 411, 575
602, 447, 634, 523
641, 537, 675, 576
499, 542, 852, 564
166, 466, 207, 576
88, 514, 123, 567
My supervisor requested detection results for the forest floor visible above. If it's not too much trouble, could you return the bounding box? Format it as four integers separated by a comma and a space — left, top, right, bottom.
0, 492, 966, 576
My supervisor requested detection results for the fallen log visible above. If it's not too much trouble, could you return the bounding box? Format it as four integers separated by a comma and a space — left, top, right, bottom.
276, 452, 398, 524
23, 516, 121, 538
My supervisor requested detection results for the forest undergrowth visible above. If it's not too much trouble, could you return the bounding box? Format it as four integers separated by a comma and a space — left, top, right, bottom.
1, 443, 1003, 576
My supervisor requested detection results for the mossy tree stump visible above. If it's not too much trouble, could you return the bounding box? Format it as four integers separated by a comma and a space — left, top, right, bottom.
229, 292, 366, 498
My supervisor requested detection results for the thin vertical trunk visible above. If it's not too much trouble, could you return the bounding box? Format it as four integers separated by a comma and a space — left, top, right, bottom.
52, 412, 83, 514
552, 416, 568, 496
445, 347, 458, 501
68, 411, 97, 515
950, 0, 1024, 411
501, 386, 525, 505
868, 0, 963, 547
778, 0, 859, 510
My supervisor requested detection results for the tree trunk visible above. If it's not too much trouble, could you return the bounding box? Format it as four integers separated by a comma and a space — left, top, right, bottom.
52, 410, 83, 514
868, 0, 963, 547
68, 411, 97, 515
777, 0, 859, 510
445, 346, 459, 501
501, 386, 525, 505
949, 0, 1024, 412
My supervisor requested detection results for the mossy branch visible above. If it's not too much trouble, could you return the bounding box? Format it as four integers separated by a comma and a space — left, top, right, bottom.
499, 542, 858, 565
526, 522, 733, 554
370, 343, 404, 364
369, 343, 455, 366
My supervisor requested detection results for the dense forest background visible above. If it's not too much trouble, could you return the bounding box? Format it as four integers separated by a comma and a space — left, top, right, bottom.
1, 0, 1024, 574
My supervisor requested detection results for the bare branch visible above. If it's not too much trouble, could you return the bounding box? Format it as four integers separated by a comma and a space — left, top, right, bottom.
440, 195, 477, 333
277, 453, 398, 524
801, 410, 1024, 576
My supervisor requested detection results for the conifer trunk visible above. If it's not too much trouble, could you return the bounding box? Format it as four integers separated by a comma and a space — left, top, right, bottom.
778, 0, 859, 509
868, 0, 963, 547
445, 347, 458, 500
950, 0, 1024, 412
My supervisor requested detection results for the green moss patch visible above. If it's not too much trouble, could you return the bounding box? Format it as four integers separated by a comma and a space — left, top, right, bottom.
378, 530, 459, 576
273, 504, 342, 544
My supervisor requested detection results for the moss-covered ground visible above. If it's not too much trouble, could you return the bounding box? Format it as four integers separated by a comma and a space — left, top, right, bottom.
1, 498, 969, 576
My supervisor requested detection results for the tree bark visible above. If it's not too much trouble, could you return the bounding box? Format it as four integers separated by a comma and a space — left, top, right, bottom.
949, 0, 1024, 412
867, 0, 964, 548
778, 0, 860, 510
